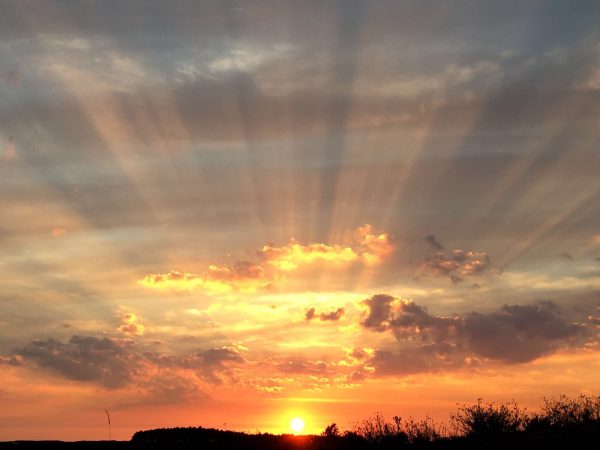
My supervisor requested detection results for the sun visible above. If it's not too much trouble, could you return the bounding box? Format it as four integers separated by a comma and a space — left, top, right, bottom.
290, 417, 305, 433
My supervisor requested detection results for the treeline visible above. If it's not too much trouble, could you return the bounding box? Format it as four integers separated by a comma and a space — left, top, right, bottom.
130, 395, 600, 449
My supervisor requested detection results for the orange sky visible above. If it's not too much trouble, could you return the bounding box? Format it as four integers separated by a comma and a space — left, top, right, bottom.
1, 0, 599, 441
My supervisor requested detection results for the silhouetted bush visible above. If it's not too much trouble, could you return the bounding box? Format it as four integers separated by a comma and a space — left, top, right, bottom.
449, 398, 528, 438
322, 422, 340, 437
353, 413, 408, 448
533, 394, 600, 430
402, 416, 444, 444
12, 395, 598, 450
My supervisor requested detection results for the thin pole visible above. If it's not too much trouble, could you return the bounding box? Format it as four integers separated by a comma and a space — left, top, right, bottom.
105, 409, 111, 440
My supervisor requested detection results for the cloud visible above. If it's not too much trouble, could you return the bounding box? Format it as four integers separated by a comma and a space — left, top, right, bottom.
117, 312, 145, 336
418, 249, 494, 283
140, 225, 393, 293
425, 235, 444, 251
277, 359, 330, 376
463, 301, 582, 363
305, 307, 345, 322
360, 295, 588, 372
0, 355, 24, 366
138, 261, 270, 293
353, 225, 395, 264
259, 224, 393, 270
11, 335, 245, 391
589, 308, 600, 326
360, 294, 396, 331
361, 295, 460, 342
16, 336, 136, 388
320, 308, 345, 321
259, 241, 359, 271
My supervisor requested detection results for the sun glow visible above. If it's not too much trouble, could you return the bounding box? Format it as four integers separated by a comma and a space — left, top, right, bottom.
290, 417, 305, 433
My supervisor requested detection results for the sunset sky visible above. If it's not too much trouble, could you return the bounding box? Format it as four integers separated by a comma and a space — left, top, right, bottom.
1, 0, 600, 441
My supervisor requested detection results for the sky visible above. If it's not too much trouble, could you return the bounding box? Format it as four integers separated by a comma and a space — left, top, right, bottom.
1, 0, 599, 441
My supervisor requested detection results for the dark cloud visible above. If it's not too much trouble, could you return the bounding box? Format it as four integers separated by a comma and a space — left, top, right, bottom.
425, 235, 443, 251
360, 295, 589, 373
305, 308, 316, 321
361, 295, 460, 344
0, 355, 23, 366
17, 336, 136, 388
12, 335, 244, 389
320, 308, 345, 321
143, 346, 245, 384
419, 249, 494, 283
360, 294, 395, 331
463, 301, 582, 363
389, 301, 460, 344
369, 343, 461, 376
305, 307, 345, 322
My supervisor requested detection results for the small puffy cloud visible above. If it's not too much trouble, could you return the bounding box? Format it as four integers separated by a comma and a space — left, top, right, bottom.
305, 308, 316, 321
419, 249, 494, 283
117, 311, 145, 335
305, 307, 345, 322
342, 347, 374, 364
353, 224, 395, 265
138, 261, 270, 293
320, 308, 345, 321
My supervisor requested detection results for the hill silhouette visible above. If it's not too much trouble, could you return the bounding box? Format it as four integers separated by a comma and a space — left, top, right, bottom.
1, 395, 598, 449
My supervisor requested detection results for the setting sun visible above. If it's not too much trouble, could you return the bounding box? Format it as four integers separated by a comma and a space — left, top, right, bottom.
290, 418, 305, 434
1, 0, 599, 446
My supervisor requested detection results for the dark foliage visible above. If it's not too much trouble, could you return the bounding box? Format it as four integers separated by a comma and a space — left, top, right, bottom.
449, 399, 528, 437
2, 395, 599, 450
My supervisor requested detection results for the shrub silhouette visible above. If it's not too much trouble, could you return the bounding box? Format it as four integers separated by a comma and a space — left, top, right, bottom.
449, 398, 527, 437
402, 416, 443, 444
353, 413, 408, 447
125, 395, 600, 450
527, 394, 600, 433
322, 422, 341, 437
